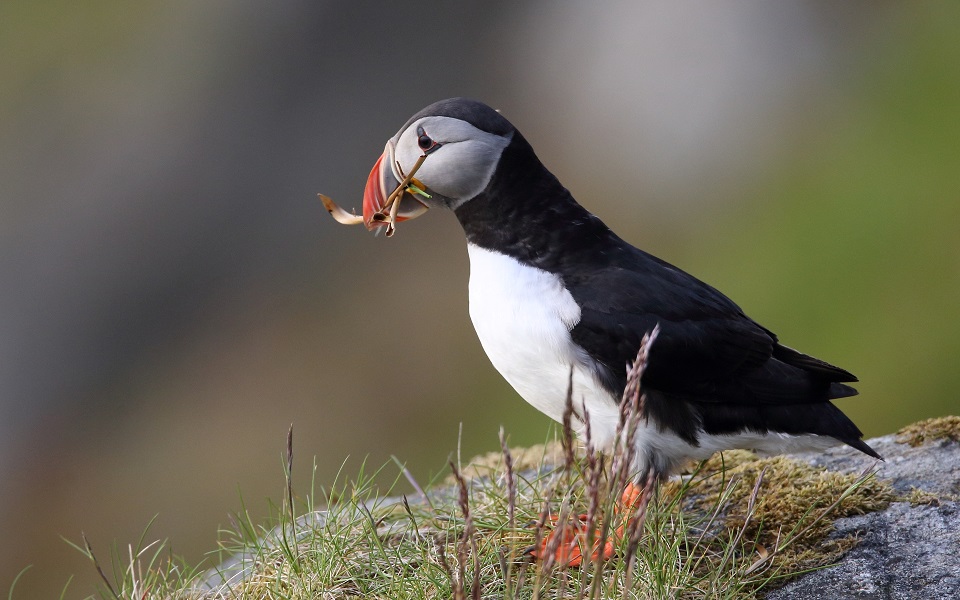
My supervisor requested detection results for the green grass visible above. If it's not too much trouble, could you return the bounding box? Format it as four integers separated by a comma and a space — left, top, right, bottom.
61, 338, 893, 599
61, 437, 888, 600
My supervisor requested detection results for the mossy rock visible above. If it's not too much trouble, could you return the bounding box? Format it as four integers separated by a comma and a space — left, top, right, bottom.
193, 416, 960, 599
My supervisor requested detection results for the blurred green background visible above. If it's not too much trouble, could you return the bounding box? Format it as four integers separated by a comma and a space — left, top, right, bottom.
2, 2, 958, 598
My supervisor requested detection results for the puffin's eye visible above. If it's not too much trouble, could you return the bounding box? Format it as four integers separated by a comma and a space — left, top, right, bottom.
416, 126, 441, 154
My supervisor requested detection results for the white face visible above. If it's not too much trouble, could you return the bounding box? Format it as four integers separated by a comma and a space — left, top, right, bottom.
388, 116, 513, 208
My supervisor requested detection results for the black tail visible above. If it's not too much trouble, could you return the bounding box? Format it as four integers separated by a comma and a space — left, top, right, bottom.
774, 343, 858, 382
829, 382, 859, 399
841, 436, 883, 460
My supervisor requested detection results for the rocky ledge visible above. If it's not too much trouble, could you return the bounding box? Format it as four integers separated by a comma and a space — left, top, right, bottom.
765, 416, 960, 599
199, 416, 960, 598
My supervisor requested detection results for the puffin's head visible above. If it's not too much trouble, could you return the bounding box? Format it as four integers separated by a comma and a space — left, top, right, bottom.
321, 98, 515, 236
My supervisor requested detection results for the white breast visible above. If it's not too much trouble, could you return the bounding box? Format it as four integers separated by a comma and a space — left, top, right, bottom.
466, 244, 623, 449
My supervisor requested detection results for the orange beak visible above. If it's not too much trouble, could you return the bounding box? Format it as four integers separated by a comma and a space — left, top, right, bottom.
361, 146, 429, 232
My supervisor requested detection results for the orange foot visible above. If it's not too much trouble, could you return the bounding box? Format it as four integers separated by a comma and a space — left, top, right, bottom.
526, 513, 616, 567
526, 482, 645, 568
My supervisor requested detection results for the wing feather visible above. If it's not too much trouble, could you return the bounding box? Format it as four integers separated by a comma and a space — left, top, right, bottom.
565, 247, 855, 406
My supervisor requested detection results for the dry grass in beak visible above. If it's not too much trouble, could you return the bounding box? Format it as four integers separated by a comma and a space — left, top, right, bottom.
318, 153, 431, 237
318, 194, 364, 225
377, 154, 428, 237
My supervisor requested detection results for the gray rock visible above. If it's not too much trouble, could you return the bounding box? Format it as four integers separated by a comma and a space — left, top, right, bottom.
794, 432, 960, 498
765, 502, 960, 600
766, 431, 960, 600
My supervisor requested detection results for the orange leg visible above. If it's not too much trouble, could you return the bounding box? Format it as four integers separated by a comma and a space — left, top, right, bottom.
528, 481, 646, 568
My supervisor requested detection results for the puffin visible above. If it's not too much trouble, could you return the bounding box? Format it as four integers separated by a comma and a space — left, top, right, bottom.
321, 97, 880, 562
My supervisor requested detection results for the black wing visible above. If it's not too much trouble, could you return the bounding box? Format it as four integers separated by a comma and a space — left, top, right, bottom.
565, 244, 874, 455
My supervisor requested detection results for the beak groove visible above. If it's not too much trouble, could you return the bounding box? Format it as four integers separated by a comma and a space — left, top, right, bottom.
362, 153, 389, 230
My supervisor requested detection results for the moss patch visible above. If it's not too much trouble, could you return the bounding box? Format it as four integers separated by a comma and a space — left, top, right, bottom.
901, 487, 950, 506
662, 451, 895, 582
458, 444, 895, 590
455, 440, 565, 481
895, 415, 960, 447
